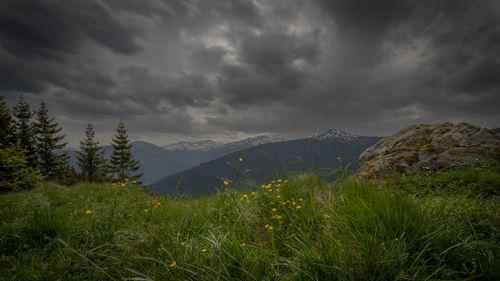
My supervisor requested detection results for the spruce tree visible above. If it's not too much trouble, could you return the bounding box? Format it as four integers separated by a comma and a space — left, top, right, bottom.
0, 143, 44, 192
13, 96, 36, 165
33, 101, 68, 179
0, 96, 15, 146
77, 124, 107, 182
109, 121, 142, 182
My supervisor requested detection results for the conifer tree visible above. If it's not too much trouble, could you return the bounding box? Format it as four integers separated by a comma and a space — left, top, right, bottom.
0, 96, 15, 146
109, 121, 142, 182
0, 143, 44, 192
77, 124, 107, 182
33, 101, 68, 178
13, 96, 36, 165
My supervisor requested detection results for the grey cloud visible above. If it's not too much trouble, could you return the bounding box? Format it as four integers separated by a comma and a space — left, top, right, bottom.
1, 0, 499, 146
0, 0, 143, 58
117, 66, 215, 109
215, 27, 323, 107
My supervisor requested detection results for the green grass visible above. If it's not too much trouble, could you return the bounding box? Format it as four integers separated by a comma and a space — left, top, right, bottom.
1, 165, 499, 280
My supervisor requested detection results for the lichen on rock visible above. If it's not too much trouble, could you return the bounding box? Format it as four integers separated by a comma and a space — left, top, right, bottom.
357, 122, 500, 177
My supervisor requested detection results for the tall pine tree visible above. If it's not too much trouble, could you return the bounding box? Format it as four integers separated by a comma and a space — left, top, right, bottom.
77, 124, 107, 182
0, 96, 15, 146
13, 96, 36, 165
109, 121, 142, 182
33, 101, 68, 179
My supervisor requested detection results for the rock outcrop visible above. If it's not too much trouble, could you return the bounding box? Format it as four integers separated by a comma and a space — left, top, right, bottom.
358, 122, 500, 177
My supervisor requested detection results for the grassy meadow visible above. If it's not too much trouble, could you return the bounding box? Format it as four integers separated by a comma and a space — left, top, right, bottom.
1, 165, 499, 280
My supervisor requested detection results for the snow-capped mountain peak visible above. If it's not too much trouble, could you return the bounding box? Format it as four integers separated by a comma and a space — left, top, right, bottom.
162, 140, 223, 152
162, 136, 283, 152
223, 135, 282, 150
308, 129, 359, 142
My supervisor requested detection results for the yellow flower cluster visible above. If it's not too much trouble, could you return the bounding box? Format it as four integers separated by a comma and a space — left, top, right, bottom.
112, 178, 137, 187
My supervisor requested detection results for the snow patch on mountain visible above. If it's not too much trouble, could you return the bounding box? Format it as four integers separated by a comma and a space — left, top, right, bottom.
307, 129, 359, 142
162, 136, 283, 152
222, 136, 282, 150
162, 140, 223, 151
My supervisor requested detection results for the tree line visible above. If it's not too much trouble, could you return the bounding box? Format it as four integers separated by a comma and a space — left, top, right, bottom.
0, 96, 142, 192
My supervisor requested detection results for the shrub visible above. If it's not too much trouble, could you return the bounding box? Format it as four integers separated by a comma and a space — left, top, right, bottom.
0, 143, 44, 192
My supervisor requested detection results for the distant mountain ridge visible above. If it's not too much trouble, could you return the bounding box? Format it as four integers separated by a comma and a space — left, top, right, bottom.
307, 129, 359, 142
162, 135, 282, 152
148, 130, 382, 196
163, 140, 222, 151
64, 135, 282, 184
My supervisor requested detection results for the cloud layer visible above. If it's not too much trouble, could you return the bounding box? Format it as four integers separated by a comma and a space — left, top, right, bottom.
1, 0, 499, 145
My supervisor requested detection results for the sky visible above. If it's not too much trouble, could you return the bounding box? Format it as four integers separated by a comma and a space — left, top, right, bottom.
1, 0, 499, 147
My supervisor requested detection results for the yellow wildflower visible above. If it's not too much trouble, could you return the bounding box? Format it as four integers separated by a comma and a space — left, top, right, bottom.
271, 180, 275, 183
299, 198, 303, 201
85, 210, 91, 215
284, 180, 288, 183
269, 189, 273, 192
268, 226, 273, 230
144, 209, 149, 213
238, 157, 243, 162
251, 192, 256, 196
277, 179, 282, 182
240, 242, 246, 247
157, 202, 161, 206
243, 194, 248, 198
202, 248, 207, 253
264, 224, 269, 228
170, 261, 176, 267
125, 178, 129, 181
121, 183, 125, 187
240, 198, 244, 201
261, 184, 266, 188
282, 202, 286, 205
223, 180, 229, 186
271, 208, 277, 212
296, 205, 301, 209
292, 202, 296, 205
276, 215, 282, 219
475, 158, 479, 161
180, 241, 186, 246
337, 157, 341, 160
276, 195, 281, 199
395, 237, 399, 241
276, 184, 280, 187
276, 188, 280, 192
112, 183, 116, 186
132, 180, 136, 184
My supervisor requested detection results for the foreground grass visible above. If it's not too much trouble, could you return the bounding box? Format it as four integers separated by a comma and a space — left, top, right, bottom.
1, 165, 499, 280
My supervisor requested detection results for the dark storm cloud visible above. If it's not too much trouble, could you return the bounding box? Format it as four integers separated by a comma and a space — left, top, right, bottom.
0, 0, 143, 96
117, 66, 214, 109
0, 0, 142, 58
1, 0, 499, 145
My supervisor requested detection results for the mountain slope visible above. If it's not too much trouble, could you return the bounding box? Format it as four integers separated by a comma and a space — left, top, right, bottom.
148, 133, 381, 196
65, 136, 280, 184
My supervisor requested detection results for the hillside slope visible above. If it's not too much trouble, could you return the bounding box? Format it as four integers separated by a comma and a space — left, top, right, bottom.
149, 136, 381, 195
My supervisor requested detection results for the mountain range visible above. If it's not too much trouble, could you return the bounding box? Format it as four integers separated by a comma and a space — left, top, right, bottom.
148, 130, 382, 196
65, 135, 281, 184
